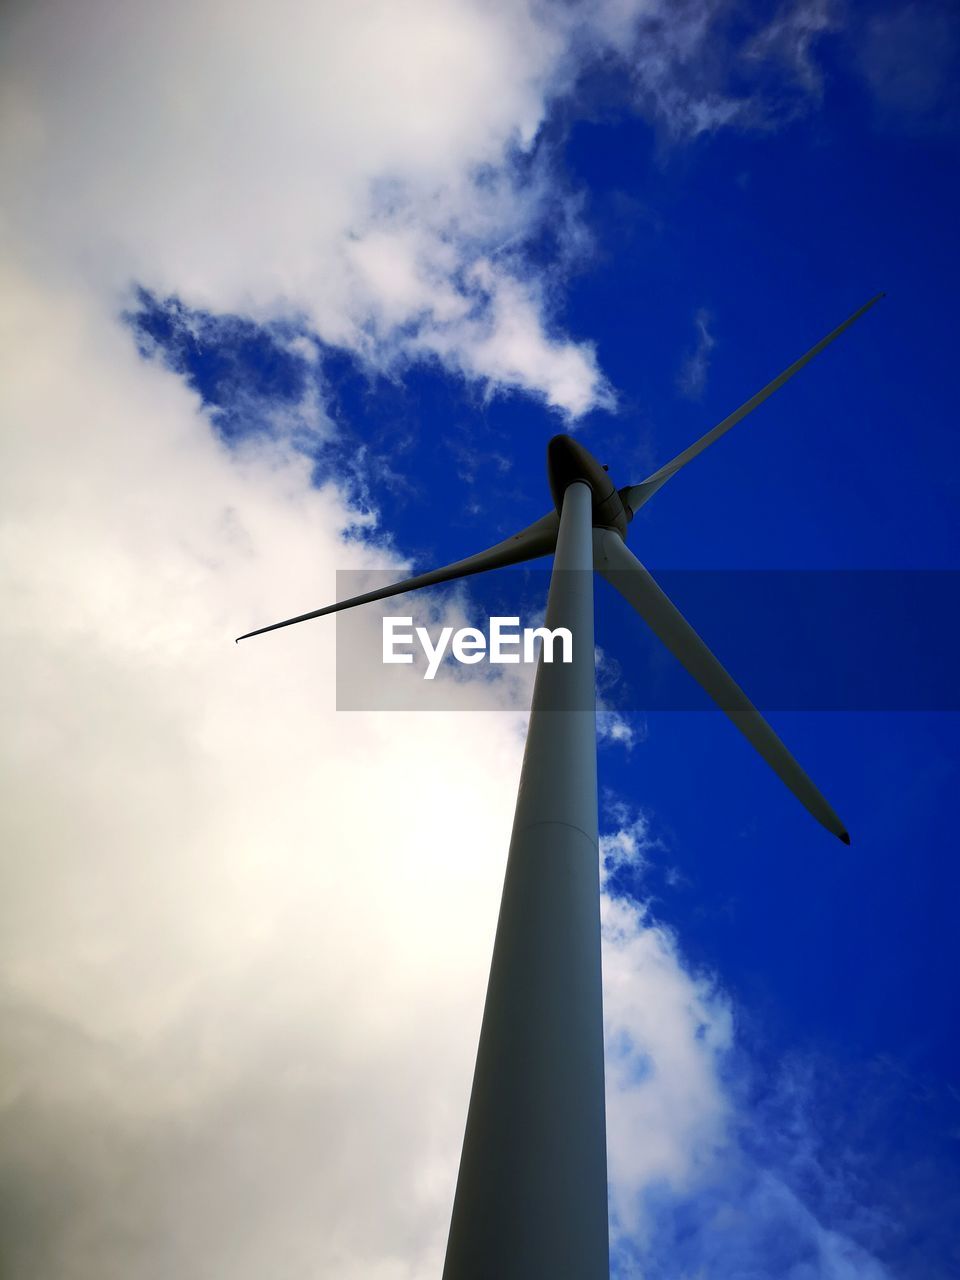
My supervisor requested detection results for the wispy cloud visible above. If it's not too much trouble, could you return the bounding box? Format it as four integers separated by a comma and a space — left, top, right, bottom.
855, 1, 960, 133
621, 0, 841, 139
744, 0, 840, 101
597, 647, 644, 751
599, 804, 896, 1280
677, 307, 716, 400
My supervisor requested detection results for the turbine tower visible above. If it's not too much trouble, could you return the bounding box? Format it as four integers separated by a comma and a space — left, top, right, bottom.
237, 293, 883, 1278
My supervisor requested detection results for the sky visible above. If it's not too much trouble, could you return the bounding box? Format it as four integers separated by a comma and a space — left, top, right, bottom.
1, 1, 958, 1277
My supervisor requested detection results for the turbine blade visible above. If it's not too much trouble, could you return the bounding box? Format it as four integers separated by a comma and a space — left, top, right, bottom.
622, 292, 885, 515
594, 529, 850, 842
236, 509, 559, 642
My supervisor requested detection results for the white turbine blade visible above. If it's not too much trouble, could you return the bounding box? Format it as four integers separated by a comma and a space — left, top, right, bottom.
622, 293, 885, 515
236, 509, 559, 642
594, 529, 850, 842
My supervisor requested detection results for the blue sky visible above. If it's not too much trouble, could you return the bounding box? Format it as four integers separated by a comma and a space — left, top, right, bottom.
3, 1, 959, 1277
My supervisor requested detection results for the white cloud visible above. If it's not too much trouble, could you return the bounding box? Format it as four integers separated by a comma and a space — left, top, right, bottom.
418, 260, 614, 416
597, 708, 641, 748
0, 0, 835, 419
0, 259, 535, 1277
0, 0, 620, 416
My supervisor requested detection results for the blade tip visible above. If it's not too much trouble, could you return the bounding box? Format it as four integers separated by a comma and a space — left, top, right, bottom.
839, 830, 851, 845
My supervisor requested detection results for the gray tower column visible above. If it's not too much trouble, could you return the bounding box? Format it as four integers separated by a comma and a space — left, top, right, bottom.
443, 480, 608, 1280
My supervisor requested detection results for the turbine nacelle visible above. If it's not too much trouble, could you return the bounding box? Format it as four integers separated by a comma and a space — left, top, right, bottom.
546, 434, 631, 538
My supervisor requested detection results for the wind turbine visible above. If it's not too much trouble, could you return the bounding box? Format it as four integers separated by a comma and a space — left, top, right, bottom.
237, 293, 883, 1279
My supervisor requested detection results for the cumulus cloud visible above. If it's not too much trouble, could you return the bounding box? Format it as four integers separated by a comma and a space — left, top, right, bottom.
0, 0, 616, 415
0, 0, 839, 417
0, 260, 532, 1278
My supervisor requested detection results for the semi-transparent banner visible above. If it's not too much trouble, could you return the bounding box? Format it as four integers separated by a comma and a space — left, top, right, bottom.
333, 568, 960, 712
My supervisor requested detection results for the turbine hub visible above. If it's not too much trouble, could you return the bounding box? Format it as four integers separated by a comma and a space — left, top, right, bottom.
547, 434, 631, 537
